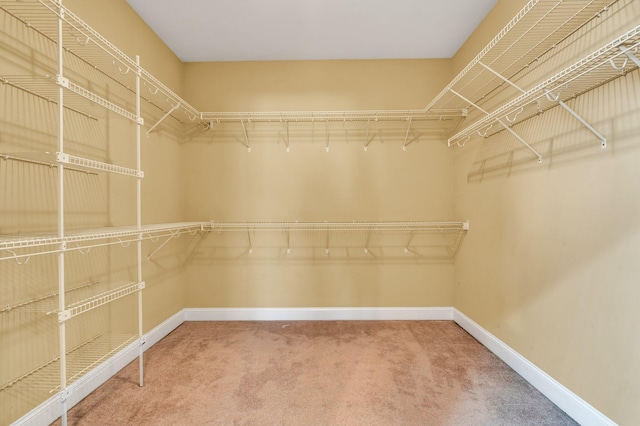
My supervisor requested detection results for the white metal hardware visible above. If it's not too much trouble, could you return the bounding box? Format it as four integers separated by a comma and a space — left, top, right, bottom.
284, 121, 290, 152
620, 45, 640, 68
402, 117, 413, 151
147, 102, 180, 136
450, 88, 541, 161
240, 120, 251, 152
58, 310, 71, 323
544, 89, 606, 149
325, 120, 330, 152
478, 61, 525, 93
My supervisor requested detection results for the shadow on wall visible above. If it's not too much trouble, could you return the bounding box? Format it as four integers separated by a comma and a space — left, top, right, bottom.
465, 71, 640, 183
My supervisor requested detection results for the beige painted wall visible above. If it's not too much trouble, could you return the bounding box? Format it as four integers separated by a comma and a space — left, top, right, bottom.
452, 0, 640, 424
182, 60, 458, 308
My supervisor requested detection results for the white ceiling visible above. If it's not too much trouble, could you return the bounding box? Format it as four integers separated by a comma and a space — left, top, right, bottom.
126, 0, 497, 62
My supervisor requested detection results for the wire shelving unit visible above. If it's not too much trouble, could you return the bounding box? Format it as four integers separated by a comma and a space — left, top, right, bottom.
448, 24, 640, 156
205, 221, 469, 262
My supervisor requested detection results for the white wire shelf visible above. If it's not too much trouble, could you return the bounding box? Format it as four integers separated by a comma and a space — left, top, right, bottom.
0, 0, 200, 126
201, 109, 463, 124
0, 152, 143, 177
0, 280, 143, 320
0, 334, 137, 395
57, 281, 144, 321
204, 221, 469, 261
424, 0, 616, 114
209, 221, 468, 232
448, 24, 640, 147
0, 74, 142, 124
0, 222, 208, 261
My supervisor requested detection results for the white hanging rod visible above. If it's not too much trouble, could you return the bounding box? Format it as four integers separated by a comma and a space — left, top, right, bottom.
448, 24, 640, 146
424, 0, 617, 113
209, 221, 469, 232
201, 110, 461, 124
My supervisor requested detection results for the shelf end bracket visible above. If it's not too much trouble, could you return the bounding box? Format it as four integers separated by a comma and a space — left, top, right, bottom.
545, 89, 606, 149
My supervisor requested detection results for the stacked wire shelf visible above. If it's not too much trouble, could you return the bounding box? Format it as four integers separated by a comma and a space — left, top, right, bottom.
424, 0, 628, 161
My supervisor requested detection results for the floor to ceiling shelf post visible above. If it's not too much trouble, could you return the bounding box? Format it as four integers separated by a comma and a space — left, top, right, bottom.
56, 1, 68, 425
135, 55, 144, 387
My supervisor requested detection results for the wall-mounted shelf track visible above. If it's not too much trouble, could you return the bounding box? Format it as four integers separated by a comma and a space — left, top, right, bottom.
448, 24, 640, 158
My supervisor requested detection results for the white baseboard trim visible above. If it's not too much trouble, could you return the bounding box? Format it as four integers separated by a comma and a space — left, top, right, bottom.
14, 307, 614, 426
184, 307, 454, 321
453, 309, 616, 426
12, 310, 186, 426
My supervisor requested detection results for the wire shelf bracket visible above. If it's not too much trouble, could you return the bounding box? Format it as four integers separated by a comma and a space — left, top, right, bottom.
544, 89, 606, 149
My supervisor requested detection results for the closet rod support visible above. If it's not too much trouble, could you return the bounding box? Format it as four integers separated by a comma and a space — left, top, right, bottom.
621, 45, 640, 68
147, 232, 180, 261
545, 89, 606, 149
147, 103, 180, 136
402, 117, 413, 151
478, 62, 525, 93
363, 118, 378, 151
497, 119, 542, 163
240, 120, 251, 152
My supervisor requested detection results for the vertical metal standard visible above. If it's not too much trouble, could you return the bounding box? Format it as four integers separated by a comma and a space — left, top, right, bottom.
56, 4, 68, 426
135, 56, 144, 387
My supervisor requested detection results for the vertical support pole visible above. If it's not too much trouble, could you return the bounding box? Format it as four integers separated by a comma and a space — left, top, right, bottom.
135, 56, 144, 387
56, 4, 67, 426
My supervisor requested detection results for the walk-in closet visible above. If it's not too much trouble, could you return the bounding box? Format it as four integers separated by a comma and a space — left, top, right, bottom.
1, 0, 639, 424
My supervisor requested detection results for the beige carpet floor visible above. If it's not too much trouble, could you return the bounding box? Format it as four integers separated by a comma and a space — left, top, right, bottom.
53, 321, 577, 425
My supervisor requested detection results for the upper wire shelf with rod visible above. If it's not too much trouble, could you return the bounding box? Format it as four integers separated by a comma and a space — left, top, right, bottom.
424, 0, 618, 127
447, 24, 640, 160
0, 222, 209, 264
204, 221, 469, 263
